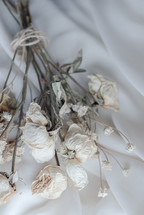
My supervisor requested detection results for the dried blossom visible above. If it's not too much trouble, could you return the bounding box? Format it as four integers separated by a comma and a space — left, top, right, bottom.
31, 165, 67, 199
21, 122, 56, 163
0, 174, 16, 205
66, 160, 88, 191
88, 74, 119, 112
122, 168, 129, 177
61, 123, 97, 163
72, 102, 88, 117
26, 102, 48, 126
104, 126, 114, 136
98, 187, 108, 198
0, 141, 24, 165
126, 143, 135, 152
102, 160, 112, 170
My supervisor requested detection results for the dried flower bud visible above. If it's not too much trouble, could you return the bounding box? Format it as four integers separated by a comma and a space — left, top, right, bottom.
102, 160, 112, 170
88, 74, 119, 112
98, 187, 108, 198
104, 126, 114, 136
72, 102, 88, 117
0, 93, 11, 112
21, 122, 56, 163
122, 168, 129, 177
26, 102, 48, 125
0, 174, 16, 205
126, 143, 135, 152
66, 160, 88, 191
31, 165, 67, 199
61, 123, 97, 163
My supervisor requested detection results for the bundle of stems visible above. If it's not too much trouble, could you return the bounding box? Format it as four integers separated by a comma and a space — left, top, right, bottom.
0, 0, 134, 202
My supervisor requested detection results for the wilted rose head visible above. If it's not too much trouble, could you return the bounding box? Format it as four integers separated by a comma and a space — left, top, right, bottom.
31, 165, 67, 199
88, 74, 119, 112
61, 123, 97, 163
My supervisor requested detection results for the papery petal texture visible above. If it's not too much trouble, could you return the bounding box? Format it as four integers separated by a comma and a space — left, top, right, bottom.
31, 165, 67, 199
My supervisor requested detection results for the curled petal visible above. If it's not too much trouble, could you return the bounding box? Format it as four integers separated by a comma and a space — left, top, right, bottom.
26, 102, 48, 125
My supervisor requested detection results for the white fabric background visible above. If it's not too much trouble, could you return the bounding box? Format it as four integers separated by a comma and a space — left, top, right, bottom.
0, 0, 144, 214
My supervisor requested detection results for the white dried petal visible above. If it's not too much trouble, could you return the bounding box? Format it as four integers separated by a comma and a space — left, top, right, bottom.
98, 187, 108, 198
102, 160, 112, 170
31, 165, 67, 199
126, 143, 135, 152
0, 174, 16, 205
21, 122, 56, 163
66, 160, 88, 191
104, 126, 114, 136
26, 102, 48, 125
2, 112, 12, 121
62, 123, 97, 163
88, 74, 119, 112
31, 145, 55, 163
122, 168, 129, 177
72, 102, 88, 117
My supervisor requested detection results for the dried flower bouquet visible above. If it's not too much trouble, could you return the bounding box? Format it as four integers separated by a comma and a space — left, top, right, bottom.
0, 0, 136, 204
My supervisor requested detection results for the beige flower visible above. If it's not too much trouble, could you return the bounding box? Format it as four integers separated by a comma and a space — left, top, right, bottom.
26, 102, 48, 126
72, 102, 88, 117
61, 123, 97, 163
0, 174, 16, 205
0, 140, 24, 165
21, 122, 56, 163
66, 160, 88, 191
88, 74, 119, 112
31, 165, 67, 199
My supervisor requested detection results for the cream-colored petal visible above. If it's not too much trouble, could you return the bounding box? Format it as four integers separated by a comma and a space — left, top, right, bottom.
66, 160, 88, 191
26, 102, 48, 125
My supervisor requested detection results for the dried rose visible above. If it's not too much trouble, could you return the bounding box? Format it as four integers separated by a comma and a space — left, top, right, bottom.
21, 122, 56, 163
26, 102, 48, 126
0, 141, 24, 165
31, 165, 67, 199
66, 160, 88, 191
0, 174, 16, 205
88, 74, 119, 112
61, 123, 97, 163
